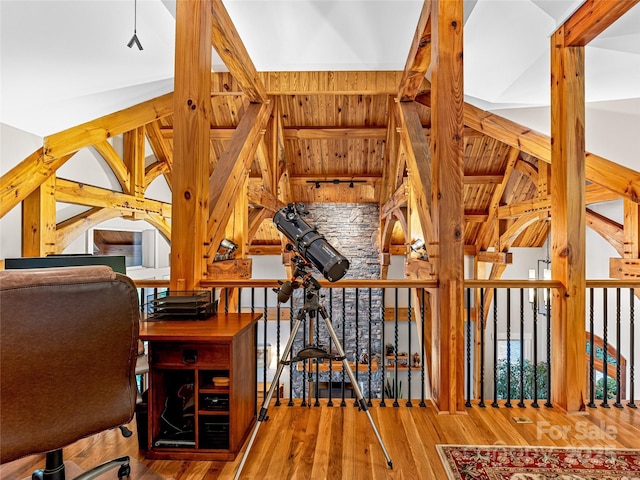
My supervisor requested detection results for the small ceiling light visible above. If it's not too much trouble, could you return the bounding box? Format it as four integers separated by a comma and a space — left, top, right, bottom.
349, 181, 354, 188
127, 0, 143, 50
315, 182, 321, 189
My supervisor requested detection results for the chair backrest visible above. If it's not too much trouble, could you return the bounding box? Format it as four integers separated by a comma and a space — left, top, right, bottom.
0, 265, 140, 463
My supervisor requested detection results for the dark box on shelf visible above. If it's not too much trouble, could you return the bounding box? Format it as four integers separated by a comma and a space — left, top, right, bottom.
200, 422, 229, 449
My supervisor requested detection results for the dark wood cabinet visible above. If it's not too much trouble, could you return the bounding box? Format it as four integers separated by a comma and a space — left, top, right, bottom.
140, 313, 259, 460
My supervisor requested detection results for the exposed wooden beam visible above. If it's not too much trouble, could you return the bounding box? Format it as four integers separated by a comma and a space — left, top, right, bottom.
550, 25, 586, 412
55, 178, 172, 218
586, 208, 624, 257
0, 148, 74, 219
477, 147, 520, 251
463, 174, 503, 184
93, 140, 130, 193
247, 181, 285, 213
380, 96, 402, 207
477, 251, 513, 264
171, 0, 213, 290
500, 213, 548, 250
43, 93, 173, 161
381, 181, 408, 218
564, 0, 640, 46
211, 0, 267, 102
398, 0, 432, 101
145, 120, 173, 189
207, 102, 273, 257
283, 127, 386, 140
610, 257, 640, 279
124, 127, 145, 199
211, 71, 406, 96
464, 210, 489, 222
624, 199, 640, 258
430, 0, 465, 413
22, 175, 56, 256
56, 207, 122, 252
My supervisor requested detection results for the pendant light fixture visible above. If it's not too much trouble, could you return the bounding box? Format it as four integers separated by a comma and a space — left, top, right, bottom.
127, 0, 143, 50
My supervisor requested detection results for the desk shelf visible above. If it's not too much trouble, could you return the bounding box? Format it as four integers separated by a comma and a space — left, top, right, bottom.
140, 313, 259, 461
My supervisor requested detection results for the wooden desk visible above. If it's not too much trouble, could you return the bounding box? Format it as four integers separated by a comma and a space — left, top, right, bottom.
140, 313, 260, 461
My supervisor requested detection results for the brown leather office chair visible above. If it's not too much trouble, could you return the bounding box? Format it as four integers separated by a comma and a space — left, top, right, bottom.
0, 265, 140, 480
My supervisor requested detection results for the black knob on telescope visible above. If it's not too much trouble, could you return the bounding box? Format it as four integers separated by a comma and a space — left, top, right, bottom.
275, 281, 295, 304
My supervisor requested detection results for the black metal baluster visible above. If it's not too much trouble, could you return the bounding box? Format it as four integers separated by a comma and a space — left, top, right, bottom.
491, 288, 499, 408
301, 286, 308, 408
262, 288, 268, 404
237, 287, 242, 313
354, 288, 359, 407
393, 288, 399, 407
328, 288, 334, 407
518, 288, 525, 408
505, 289, 512, 408
406, 289, 413, 407
531, 287, 539, 409
588, 288, 596, 408
478, 288, 486, 408
380, 289, 387, 408
614, 288, 623, 408
420, 288, 427, 408
545, 286, 552, 408
275, 297, 282, 407
314, 287, 321, 408
224, 288, 229, 313
601, 289, 610, 408
367, 288, 373, 407
465, 288, 472, 408
341, 288, 347, 407
288, 294, 294, 407
629, 288, 636, 408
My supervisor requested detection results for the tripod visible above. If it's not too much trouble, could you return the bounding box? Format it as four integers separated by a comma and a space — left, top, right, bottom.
234, 273, 393, 479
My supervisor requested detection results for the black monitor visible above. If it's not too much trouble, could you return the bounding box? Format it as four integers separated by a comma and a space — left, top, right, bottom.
4, 254, 127, 274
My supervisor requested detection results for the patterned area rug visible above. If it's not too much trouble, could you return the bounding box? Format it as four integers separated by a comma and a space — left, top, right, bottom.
437, 445, 640, 480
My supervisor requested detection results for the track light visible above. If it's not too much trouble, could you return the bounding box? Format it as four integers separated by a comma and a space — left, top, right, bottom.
127, 0, 143, 50
410, 239, 429, 261
307, 179, 366, 188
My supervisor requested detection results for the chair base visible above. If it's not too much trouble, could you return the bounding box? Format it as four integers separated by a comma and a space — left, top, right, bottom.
32, 450, 131, 480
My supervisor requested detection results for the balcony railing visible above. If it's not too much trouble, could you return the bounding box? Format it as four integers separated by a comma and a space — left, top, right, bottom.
134, 278, 640, 411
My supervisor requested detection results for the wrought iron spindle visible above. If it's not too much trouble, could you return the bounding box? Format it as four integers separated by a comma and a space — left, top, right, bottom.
491, 288, 499, 408
262, 288, 268, 403
275, 298, 282, 407
341, 288, 347, 407
518, 288, 525, 408
380, 289, 387, 408
601, 289, 610, 408
420, 288, 427, 407
393, 288, 399, 407
288, 294, 294, 407
354, 288, 360, 407
328, 288, 334, 407
531, 287, 539, 408
614, 288, 623, 408
367, 288, 373, 407
466, 288, 472, 408
545, 286, 552, 408
479, 288, 486, 408
406, 289, 413, 407
505, 288, 512, 408
629, 288, 636, 408
588, 288, 596, 408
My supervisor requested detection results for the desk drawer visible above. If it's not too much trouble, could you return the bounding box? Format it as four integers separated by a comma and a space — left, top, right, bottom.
151, 342, 230, 367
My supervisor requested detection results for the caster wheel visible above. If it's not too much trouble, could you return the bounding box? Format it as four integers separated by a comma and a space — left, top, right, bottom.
118, 463, 131, 479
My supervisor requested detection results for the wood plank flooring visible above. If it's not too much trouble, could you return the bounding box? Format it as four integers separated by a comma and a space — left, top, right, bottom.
3, 400, 640, 480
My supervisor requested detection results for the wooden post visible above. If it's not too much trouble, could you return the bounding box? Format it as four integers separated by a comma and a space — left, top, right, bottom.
170, 0, 213, 290
430, 0, 465, 413
22, 175, 56, 256
550, 27, 586, 412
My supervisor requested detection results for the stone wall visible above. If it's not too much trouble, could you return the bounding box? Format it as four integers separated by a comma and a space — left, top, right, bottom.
289, 203, 384, 398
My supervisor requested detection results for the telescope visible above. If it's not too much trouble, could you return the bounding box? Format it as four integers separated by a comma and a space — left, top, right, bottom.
273, 203, 349, 282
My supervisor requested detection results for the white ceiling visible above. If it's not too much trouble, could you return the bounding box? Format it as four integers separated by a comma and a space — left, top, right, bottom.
1, 0, 639, 137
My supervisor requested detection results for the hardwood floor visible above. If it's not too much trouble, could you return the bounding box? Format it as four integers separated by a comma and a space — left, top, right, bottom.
3, 400, 640, 480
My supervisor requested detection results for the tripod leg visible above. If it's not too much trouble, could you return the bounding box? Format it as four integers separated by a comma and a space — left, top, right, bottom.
234, 316, 304, 480
322, 316, 394, 468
